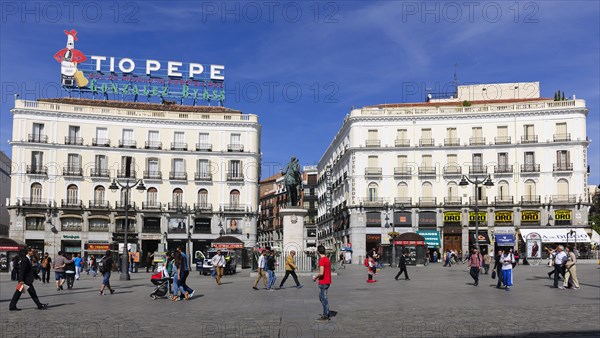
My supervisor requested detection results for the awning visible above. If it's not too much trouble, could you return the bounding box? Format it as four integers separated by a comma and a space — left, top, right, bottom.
519, 228, 591, 243
592, 230, 600, 245
495, 234, 515, 246
416, 230, 441, 248
211, 235, 244, 249
469, 231, 491, 245
394, 232, 426, 246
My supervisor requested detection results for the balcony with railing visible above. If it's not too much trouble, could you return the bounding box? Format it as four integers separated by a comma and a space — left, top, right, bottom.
361, 198, 386, 207
521, 195, 541, 205
553, 163, 573, 172
227, 172, 244, 182
196, 143, 213, 151
90, 168, 110, 178
145, 141, 162, 150
118, 139, 137, 148
227, 144, 244, 152
444, 196, 462, 205
194, 202, 213, 212
443, 165, 462, 176
117, 170, 136, 179
169, 172, 187, 180
88, 200, 110, 209
194, 172, 212, 181
444, 138, 460, 146
365, 167, 382, 176
222, 203, 246, 212
167, 202, 188, 211
469, 197, 488, 205
92, 138, 110, 147
62, 224, 82, 231
494, 136, 511, 145
28, 134, 48, 143
551, 195, 577, 204
64, 136, 83, 145
26, 222, 46, 231
494, 165, 513, 174
142, 202, 162, 210
521, 164, 540, 173
394, 167, 412, 177
521, 135, 538, 144
418, 166, 436, 176
26, 165, 47, 175
171, 142, 188, 151
469, 137, 486, 145
394, 197, 412, 206
553, 133, 571, 142
494, 196, 514, 205
61, 199, 82, 208
21, 198, 50, 208
469, 165, 487, 175
418, 197, 437, 207
365, 139, 381, 147
419, 138, 435, 146
395, 139, 410, 147
144, 171, 162, 180
115, 201, 136, 210
63, 166, 83, 177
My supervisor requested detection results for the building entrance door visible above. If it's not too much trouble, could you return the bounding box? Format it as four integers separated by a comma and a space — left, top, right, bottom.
443, 235, 462, 252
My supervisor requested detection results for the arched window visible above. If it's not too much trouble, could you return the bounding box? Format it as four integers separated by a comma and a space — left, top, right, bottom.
94, 185, 105, 203
147, 187, 158, 207
557, 179, 569, 196
229, 189, 240, 206
67, 184, 78, 204
198, 189, 209, 208
172, 188, 183, 206
30, 183, 42, 203
397, 182, 408, 198
497, 180, 509, 200
524, 179, 537, 202
447, 182, 458, 198
422, 182, 433, 197
367, 183, 378, 201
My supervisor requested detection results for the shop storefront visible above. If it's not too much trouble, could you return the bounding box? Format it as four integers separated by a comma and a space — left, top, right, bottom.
25, 239, 45, 253
366, 234, 381, 252
194, 218, 212, 234
416, 229, 441, 261
0, 238, 27, 272
140, 233, 162, 267
493, 227, 515, 254
418, 211, 437, 228
84, 243, 112, 259
394, 232, 427, 265
443, 211, 462, 252
469, 231, 491, 254
554, 210, 572, 226
366, 212, 381, 228
394, 212, 412, 228
521, 210, 541, 226
494, 211, 513, 226
62, 235, 81, 254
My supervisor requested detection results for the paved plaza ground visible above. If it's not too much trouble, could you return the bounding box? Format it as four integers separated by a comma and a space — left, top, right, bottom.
0, 262, 599, 338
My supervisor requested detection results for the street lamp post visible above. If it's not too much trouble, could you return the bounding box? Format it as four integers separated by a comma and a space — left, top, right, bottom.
459, 174, 494, 251
109, 178, 146, 281
385, 203, 396, 267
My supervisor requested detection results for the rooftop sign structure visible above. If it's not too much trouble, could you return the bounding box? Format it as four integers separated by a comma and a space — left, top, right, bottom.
54, 29, 225, 105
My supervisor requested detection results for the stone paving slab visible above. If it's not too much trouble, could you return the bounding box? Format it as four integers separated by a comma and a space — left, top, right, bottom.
0, 263, 599, 337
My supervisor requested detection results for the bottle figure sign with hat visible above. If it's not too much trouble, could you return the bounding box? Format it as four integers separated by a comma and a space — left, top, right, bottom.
54, 29, 88, 87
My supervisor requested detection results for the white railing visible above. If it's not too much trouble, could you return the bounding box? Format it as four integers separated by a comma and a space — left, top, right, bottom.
14, 100, 258, 123
358, 99, 585, 117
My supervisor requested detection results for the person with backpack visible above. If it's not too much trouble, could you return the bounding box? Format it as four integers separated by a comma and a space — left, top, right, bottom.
40, 253, 52, 283
99, 250, 115, 295
500, 249, 516, 291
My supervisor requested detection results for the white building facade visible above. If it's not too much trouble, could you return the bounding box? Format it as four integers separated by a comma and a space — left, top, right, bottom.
316, 82, 591, 263
8, 98, 261, 260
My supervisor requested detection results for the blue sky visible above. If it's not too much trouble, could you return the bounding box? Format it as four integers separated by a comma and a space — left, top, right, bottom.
1, 1, 598, 182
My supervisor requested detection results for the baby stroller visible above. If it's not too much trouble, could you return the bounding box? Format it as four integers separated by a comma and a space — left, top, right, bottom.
150, 269, 173, 300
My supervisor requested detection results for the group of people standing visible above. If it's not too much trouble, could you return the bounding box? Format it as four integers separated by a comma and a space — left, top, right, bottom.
252, 249, 303, 290
548, 245, 580, 290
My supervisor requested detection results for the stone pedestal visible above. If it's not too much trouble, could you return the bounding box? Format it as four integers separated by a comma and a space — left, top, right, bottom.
279, 208, 308, 253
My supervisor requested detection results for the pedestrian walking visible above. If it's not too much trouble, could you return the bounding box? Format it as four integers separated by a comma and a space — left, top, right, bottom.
468, 248, 483, 286
171, 251, 185, 301
73, 253, 83, 280
394, 250, 410, 280
252, 250, 269, 290
10, 256, 20, 281
64, 254, 76, 290
552, 245, 568, 288
483, 251, 491, 275
89, 255, 97, 277
493, 250, 503, 288
443, 250, 452, 267
338, 252, 345, 270
313, 245, 332, 322
212, 250, 226, 285
9, 247, 49, 311
53, 251, 71, 291
500, 250, 515, 291
176, 246, 194, 298
279, 250, 302, 289
561, 246, 580, 290
40, 253, 52, 283
99, 250, 115, 295
146, 251, 155, 273
266, 251, 277, 290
